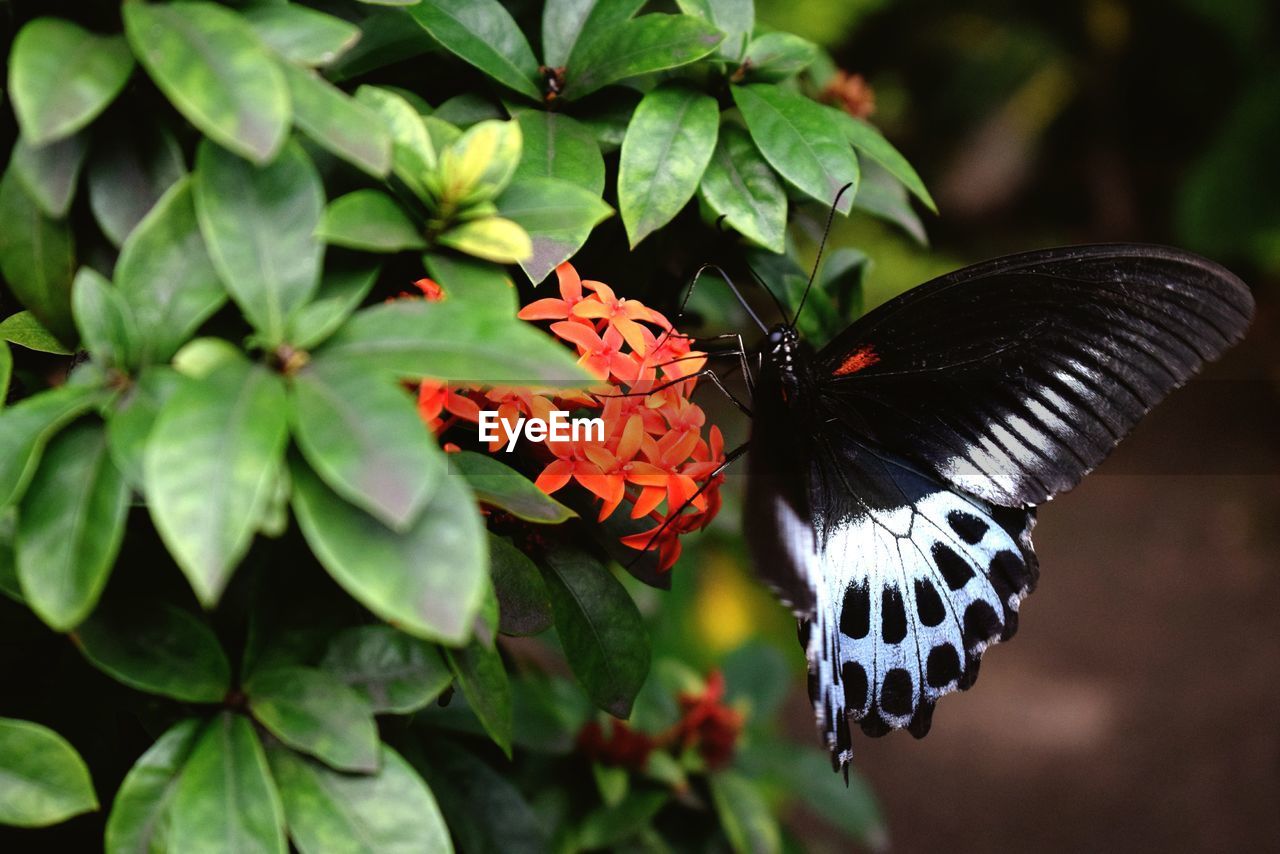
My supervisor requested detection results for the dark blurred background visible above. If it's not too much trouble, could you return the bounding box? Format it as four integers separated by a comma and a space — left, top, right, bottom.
686, 0, 1279, 850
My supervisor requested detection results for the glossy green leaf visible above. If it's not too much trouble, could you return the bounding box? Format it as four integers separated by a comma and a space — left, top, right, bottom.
244, 4, 360, 67
514, 110, 606, 195
575, 89, 641, 153
407, 0, 541, 100
321, 625, 452, 714
87, 122, 187, 248
819, 246, 870, 321
542, 0, 646, 69
498, 177, 613, 283
432, 93, 504, 127
562, 14, 723, 100
852, 159, 928, 245
699, 123, 786, 252
106, 367, 181, 489
619, 84, 719, 247
740, 32, 817, 82
0, 384, 100, 508
319, 299, 589, 384
0, 344, 10, 406
194, 140, 324, 344
0, 168, 76, 346
732, 83, 859, 212
268, 743, 451, 854
170, 713, 286, 854
327, 8, 436, 82
578, 789, 667, 850
9, 18, 134, 145
290, 356, 443, 530
290, 457, 487, 645
281, 64, 392, 179
11, 133, 88, 219
16, 422, 128, 631
288, 263, 381, 350
105, 719, 202, 854
451, 451, 574, 523
0, 718, 97, 827
836, 111, 937, 212
539, 545, 649, 717
115, 178, 226, 362
0, 311, 72, 355
144, 359, 289, 606
446, 641, 513, 755
709, 771, 781, 854
489, 534, 554, 636
437, 119, 523, 206
437, 216, 532, 264
77, 600, 230, 703
72, 268, 139, 370
247, 666, 378, 773
422, 252, 519, 317
317, 190, 425, 253
676, 0, 753, 59
354, 85, 437, 195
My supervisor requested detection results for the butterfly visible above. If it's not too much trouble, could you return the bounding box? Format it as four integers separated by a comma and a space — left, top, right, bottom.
661, 232, 1254, 774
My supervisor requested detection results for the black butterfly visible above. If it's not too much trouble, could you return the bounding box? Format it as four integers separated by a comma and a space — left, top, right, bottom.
657, 231, 1253, 774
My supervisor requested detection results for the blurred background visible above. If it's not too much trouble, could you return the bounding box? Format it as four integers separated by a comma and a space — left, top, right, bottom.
668, 0, 1279, 850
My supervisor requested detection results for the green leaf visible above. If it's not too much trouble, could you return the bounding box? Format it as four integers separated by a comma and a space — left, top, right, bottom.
107, 367, 182, 489
87, 122, 187, 248
562, 14, 724, 100
819, 246, 870, 321
288, 263, 381, 350
578, 789, 668, 850
354, 85, 436, 197
267, 743, 452, 854
246, 666, 379, 773
450, 451, 575, 523
619, 84, 719, 247
422, 252, 519, 317
432, 94, 504, 128
72, 268, 139, 370
281, 63, 392, 179
575, 89, 641, 153
740, 32, 817, 82
699, 123, 786, 252
194, 140, 324, 344
437, 216, 532, 264
437, 119, 523, 206
446, 641, 513, 755
144, 359, 289, 606
0, 718, 97, 827
406, 0, 541, 100
489, 534, 554, 636
320, 625, 452, 714
852, 158, 929, 245
76, 601, 231, 703
290, 355, 443, 530
542, 0, 646, 69
498, 177, 613, 283
539, 545, 649, 717
708, 771, 782, 854
11, 133, 88, 219
318, 299, 589, 384
836, 111, 936, 213
9, 18, 134, 146
170, 713, 286, 854
327, 8, 436, 82
290, 457, 487, 645
317, 190, 426, 253
124, 1, 290, 164
115, 177, 227, 362
675, 0, 754, 60
105, 719, 203, 854
0, 168, 76, 346
0, 311, 72, 355
514, 110, 606, 195
732, 84, 859, 212
0, 344, 10, 406
244, 4, 361, 67
0, 384, 100, 508
15, 422, 128, 631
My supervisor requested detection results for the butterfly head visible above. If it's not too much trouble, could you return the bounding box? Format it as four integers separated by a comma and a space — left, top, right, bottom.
764, 324, 803, 386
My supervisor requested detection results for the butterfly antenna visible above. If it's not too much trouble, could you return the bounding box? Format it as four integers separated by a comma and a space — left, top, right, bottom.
682, 264, 768, 333
743, 261, 793, 325
793, 182, 855, 326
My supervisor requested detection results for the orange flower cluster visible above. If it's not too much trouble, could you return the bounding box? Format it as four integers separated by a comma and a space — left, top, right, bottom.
416, 263, 726, 570
824, 70, 877, 118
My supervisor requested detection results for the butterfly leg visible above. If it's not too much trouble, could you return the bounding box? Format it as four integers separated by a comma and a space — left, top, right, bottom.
593, 365, 754, 417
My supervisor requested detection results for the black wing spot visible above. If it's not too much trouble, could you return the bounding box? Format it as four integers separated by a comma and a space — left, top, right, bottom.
881, 587, 907, 644
880, 668, 914, 716
907, 700, 935, 739
839, 584, 870, 639
933, 542, 974, 590
946, 510, 988, 544
990, 549, 1031, 595
926, 644, 962, 688
914, 579, 946, 627
841, 661, 868, 713
963, 600, 1002, 649
860, 713, 892, 737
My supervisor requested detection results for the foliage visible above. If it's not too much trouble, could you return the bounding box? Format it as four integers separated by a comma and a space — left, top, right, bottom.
0, 1, 925, 850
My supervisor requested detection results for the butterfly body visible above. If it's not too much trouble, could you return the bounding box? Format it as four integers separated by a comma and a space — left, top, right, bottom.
737, 244, 1254, 772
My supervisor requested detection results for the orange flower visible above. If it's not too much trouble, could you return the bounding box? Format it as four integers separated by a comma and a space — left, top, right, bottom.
571, 279, 665, 351
517, 263, 588, 323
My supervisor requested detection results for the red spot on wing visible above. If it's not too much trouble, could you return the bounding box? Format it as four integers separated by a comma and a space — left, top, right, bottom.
833, 345, 880, 376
